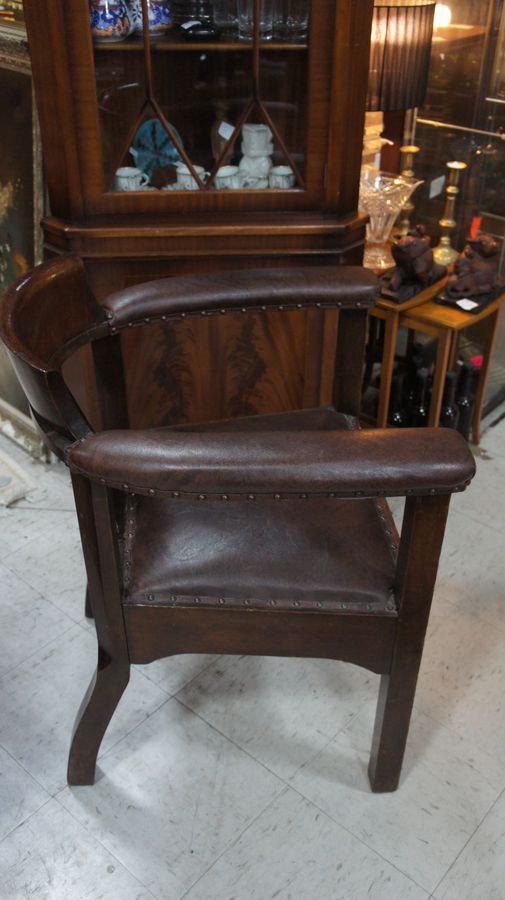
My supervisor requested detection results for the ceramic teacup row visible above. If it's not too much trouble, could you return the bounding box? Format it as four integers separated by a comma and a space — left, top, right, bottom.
114, 164, 296, 192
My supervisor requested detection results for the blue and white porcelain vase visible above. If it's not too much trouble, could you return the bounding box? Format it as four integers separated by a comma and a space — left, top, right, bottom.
129, 0, 172, 36
89, 0, 133, 42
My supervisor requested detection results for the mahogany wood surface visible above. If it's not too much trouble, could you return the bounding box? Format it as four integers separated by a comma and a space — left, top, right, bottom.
0, 258, 476, 793
24, 0, 374, 426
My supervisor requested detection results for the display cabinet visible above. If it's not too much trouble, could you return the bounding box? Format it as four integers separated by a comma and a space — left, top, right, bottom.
23, 0, 374, 426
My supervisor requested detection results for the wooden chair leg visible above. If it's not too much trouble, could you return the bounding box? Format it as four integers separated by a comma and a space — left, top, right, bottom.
68, 648, 129, 785
70, 477, 130, 785
368, 659, 423, 792
368, 494, 451, 792
84, 586, 93, 619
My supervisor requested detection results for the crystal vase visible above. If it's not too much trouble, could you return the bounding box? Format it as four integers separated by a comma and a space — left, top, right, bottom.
359, 170, 422, 270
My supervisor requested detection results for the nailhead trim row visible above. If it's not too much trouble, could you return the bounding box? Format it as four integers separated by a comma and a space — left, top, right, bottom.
102, 298, 369, 336
72, 469, 473, 500
122, 496, 137, 589
122, 591, 398, 616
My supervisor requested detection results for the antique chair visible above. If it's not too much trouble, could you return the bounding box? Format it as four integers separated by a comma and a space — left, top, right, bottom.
0, 256, 475, 792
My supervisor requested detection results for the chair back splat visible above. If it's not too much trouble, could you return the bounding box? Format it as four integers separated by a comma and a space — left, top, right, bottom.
0, 256, 476, 792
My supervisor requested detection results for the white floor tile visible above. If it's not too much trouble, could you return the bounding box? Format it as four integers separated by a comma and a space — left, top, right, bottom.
15, 459, 74, 512
2, 511, 87, 623
178, 655, 377, 780
59, 698, 283, 898
0, 799, 153, 899
0, 746, 48, 843
450, 452, 505, 534
435, 511, 505, 626
291, 709, 504, 894
137, 654, 221, 696
0, 507, 74, 563
416, 604, 505, 764
0, 625, 169, 795
0, 563, 76, 678
435, 788, 505, 900
185, 788, 429, 900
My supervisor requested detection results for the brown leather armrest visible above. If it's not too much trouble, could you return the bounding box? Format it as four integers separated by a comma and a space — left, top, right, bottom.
102, 266, 379, 328
67, 427, 475, 499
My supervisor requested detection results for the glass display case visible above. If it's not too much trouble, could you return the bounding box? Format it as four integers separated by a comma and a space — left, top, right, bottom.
412, 0, 505, 255
22, 0, 374, 427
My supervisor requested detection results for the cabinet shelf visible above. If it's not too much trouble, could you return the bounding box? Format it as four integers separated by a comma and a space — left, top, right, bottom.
93, 33, 307, 52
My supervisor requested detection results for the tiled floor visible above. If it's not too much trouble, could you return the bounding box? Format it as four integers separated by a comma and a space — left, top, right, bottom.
1, 420, 505, 900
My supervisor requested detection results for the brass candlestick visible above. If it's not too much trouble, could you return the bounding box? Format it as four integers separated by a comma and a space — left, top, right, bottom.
433, 160, 467, 266
398, 145, 420, 236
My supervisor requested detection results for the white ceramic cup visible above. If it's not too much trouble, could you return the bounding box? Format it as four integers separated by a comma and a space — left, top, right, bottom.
114, 166, 149, 191
215, 165, 242, 189
175, 164, 208, 190
269, 165, 295, 189
241, 123, 273, 158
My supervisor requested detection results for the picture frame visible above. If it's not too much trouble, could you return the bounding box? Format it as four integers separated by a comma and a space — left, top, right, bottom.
0, 27, 47, 458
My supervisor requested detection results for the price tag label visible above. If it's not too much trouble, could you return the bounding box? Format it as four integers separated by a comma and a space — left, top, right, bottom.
457, 298, 479, 311
429, 174, 446, 199
218, 121, 235, 141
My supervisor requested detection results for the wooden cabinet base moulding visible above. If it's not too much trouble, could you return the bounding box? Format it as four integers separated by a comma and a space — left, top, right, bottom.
42, 212, 367, 263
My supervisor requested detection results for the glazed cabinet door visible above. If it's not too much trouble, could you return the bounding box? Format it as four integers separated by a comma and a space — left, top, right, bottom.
25, 0, 371, 219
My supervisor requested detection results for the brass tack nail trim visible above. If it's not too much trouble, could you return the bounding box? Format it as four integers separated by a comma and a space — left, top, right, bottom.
172, 491, 180, 498
148, 489, 155, 495
198, 494, 206, 500
248, 494, 255, 501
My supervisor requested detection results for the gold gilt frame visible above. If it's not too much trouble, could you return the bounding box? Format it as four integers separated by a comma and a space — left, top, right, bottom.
0, 28, 47, 458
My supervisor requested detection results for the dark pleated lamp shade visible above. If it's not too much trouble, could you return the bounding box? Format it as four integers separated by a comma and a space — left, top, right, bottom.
367, 1, 436, 112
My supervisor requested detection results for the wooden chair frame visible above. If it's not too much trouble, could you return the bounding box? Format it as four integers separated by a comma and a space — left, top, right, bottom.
0, 256, 475, 792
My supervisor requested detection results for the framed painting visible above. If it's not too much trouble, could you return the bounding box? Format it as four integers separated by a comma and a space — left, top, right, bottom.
0, 30, 46, 457
0, 2, 25, 30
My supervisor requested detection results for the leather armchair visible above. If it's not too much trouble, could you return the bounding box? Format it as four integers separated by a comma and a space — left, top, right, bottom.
1, 256, 475, 792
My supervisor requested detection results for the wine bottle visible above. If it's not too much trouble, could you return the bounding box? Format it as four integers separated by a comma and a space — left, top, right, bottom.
388, 374, 409, 427
410, 367, 429, 427
456, 362, 474, 440
439, 371, 459, 429
406, 349, 425, 415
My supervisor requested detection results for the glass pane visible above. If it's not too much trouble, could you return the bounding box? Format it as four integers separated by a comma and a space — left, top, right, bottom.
89, 0, 310, 192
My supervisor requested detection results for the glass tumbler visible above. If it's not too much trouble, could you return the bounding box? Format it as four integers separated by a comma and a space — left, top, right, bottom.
213, 0, 238, 35
273, 0, 309, 40
237, 0, 273, 40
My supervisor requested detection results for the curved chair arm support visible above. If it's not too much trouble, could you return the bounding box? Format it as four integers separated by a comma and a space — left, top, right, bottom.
102, 266, 380, 331
67, 427, 475, 500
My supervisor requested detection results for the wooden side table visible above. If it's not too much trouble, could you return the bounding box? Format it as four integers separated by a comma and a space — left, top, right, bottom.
400, 292, 505, 444
368, 279, 447, 428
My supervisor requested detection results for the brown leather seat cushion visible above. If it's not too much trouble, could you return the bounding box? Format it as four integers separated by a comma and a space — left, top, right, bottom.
123, 408, 397, 614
